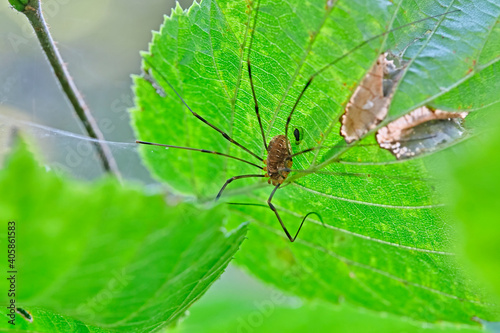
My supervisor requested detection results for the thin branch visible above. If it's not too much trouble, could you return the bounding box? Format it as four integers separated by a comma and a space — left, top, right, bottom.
12, 0, 121, 178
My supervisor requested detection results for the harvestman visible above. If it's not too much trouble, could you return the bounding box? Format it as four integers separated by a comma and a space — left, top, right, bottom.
136, 2, 459, 242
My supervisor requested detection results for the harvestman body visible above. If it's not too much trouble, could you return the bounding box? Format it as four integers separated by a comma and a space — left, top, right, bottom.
136, 1, 459, 242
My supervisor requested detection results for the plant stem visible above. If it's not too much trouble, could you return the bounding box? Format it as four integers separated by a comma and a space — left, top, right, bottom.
18, 0, 121, 179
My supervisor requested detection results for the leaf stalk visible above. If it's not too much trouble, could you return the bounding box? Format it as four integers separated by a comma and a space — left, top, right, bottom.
13, 0, 121, 179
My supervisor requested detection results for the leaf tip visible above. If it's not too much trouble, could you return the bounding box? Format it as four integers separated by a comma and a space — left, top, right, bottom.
8, 0, 29, 12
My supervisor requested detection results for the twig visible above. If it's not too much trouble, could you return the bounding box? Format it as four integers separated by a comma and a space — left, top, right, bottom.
10, 0, 121, 179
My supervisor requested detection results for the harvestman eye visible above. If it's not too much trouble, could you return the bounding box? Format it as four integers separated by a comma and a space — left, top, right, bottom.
136, 0, 460, 242
293, 127, 304, 145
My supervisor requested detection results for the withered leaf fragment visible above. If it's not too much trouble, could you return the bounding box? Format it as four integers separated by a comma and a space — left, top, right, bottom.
341, 53, 407, 143
376, 107, 468, 159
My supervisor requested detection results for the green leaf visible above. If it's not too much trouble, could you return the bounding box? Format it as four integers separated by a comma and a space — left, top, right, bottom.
0, 139, 247, 332
174, 268, 487, 333
131, 0, 500, 325
8, 0, 29, 12
446, 113, 500, 299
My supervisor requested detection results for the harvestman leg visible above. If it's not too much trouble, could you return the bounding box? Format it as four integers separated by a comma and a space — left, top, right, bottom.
247, 61, 268, 152
136, 141, 264, 169
142, 57, 263, 162
246, 0, 267, 152
216, 174, 266, 200
275, 135, 438, 178
282, 10, 460, 140
267, 184, 323, 242
217, 175, 324, 242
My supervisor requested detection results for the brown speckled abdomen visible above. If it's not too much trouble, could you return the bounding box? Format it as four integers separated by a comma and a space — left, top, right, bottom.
266, 135, 292, 186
